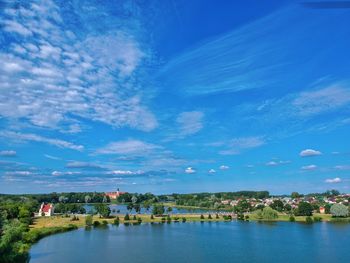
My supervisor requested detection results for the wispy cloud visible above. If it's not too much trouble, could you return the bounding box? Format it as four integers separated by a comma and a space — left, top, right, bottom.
0, 131, 84, 151
0, 150, 16, 157
96, 139, 161, 156
177, 111, 204, 136
334, 165, 350, 170
266, 160, 290, 167
217, 137, 265, 155
157, 5, 349, 96
65, 161, 104, 170
292, 85, 350, 116
301, 164, 317, 171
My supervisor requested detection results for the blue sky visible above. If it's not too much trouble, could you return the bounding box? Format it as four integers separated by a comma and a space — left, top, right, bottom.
0, 0, 350, 194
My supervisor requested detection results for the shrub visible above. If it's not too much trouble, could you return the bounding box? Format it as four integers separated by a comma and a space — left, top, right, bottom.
305, 216, 313, 224
93, 221, 101, 227
244, 215, 249, 221
215, 214, 219, 219
85, 215, 93, 227
182, 217, 186, 223
102, 220, 108, 225
124, 213, 130, 221
161, 217, 166, 223
200, 214, 205, 220
133, 215, 137, 220
289, 216, 295, 222
150, 214, 154, 220
113, 217, 120, 225
313, 216, 322, 222
137, 217, 142, 224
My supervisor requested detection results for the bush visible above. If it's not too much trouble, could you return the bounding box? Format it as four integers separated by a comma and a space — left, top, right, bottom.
150, 214, 154, 220
102, 220, 108, 225
85, 215, 92, 226
124, 213, 130, 221
305, 216, 313, 224
208, 214, 212, 219
289, 216, 295, 222
313, 216, 322, 222
137, 217, 142, 224
93, 221, 101, 227
200, 214, 205, 219
133, 215, 137, 220
182, 217, 186, 223
161, 217, 166, 223
113, 217, 120, 225
215, 214, 219, 219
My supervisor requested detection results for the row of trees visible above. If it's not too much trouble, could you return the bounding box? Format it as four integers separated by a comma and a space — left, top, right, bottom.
0, 192, 109, 204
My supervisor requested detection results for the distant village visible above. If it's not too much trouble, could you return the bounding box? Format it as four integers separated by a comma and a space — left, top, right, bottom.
33, 189, 350, 217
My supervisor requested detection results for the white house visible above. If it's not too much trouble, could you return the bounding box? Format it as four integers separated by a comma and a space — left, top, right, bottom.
39, 203, 54, 216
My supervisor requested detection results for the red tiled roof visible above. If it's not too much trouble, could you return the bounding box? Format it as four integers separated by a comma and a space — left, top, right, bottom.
42, 204, 52, 212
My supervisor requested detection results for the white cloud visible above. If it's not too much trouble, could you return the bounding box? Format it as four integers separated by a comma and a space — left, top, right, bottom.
0, 131, 84, 151
176, 111, 204, 136
301, 164, 317, 171
300, 149, 322, 157
96, 139, 161, 156
107, 170, 144, 175
0, 0, 157, 132
325, 177, 342, 183
208, 169, 216, 173
218, 137, 265, 155
219, 165, 229, 170
0, 150, 16, 157
185, 167, 196, 174
266, 161, 278, 166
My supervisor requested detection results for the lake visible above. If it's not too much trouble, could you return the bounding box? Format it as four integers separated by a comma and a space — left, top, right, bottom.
84, 204, 221, 215
30, 221, 350, 263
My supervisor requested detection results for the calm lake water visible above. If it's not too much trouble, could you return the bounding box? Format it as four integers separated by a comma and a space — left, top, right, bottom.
30, 222, 350, 263
84, 204, 220, 215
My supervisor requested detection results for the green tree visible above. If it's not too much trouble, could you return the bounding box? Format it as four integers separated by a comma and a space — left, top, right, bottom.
330, 203, 349, 217
167, 207, 173, 214
152, 205, 165, 215
291, 192, 300, 199
270, 200, 284, 212
94, 204, 111, 218
85, 215, 93, 227
124, 213, 130, 221
296, 202, 313, 216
